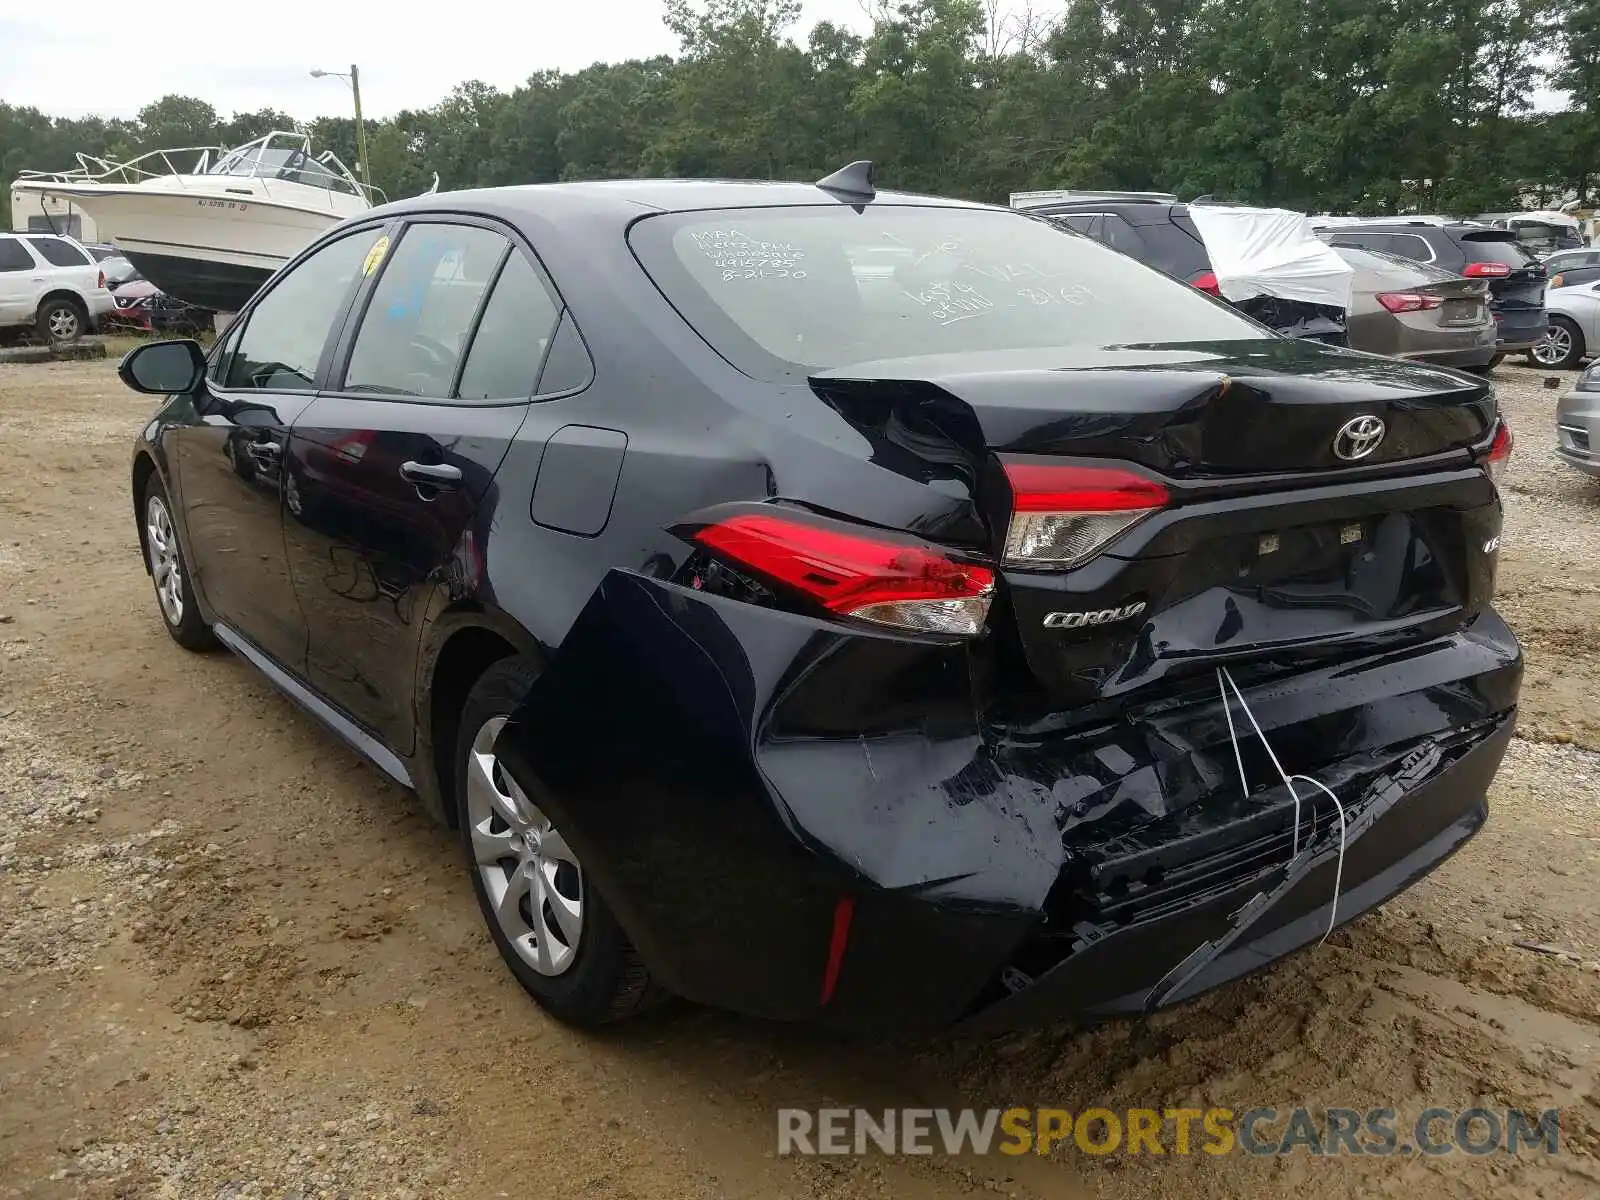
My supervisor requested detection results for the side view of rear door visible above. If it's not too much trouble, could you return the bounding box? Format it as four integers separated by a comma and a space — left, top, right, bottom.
281, 217, 564, 755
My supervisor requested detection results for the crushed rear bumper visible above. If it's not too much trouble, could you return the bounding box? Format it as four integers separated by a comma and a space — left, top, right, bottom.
495, 572, 1521, 1031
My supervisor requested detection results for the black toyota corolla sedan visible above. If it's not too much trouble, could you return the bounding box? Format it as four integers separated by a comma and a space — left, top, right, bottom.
118, 166, 1522, 1032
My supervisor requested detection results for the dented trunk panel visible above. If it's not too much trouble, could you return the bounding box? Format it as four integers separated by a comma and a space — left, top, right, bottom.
494, 569, 1521, 1031
812, 338, 1495, 475
808, 341, 1504, 707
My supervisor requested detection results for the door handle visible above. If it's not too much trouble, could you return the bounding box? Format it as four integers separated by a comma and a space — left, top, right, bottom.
400, 460, 462, 489
245, 440, 281, 464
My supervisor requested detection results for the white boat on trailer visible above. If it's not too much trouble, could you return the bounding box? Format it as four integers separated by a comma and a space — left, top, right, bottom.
11, 132, 392, 313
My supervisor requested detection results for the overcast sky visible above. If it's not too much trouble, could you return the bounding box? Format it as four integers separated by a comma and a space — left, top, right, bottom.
1, 2, 1566, 123
0, 0, 877, 121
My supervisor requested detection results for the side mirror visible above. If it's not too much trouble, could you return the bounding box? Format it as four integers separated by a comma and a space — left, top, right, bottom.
118, 339, 206, 395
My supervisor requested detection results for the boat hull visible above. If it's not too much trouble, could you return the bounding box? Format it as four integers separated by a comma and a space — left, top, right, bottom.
116, 249, 274, 314
10, 180, 357, 311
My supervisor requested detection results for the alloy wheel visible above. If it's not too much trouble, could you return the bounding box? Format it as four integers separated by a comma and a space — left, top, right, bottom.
1532, 324, 1572, 367
46, 306, 80, 341
465, 716, 584, 976
144, 493, 184, 625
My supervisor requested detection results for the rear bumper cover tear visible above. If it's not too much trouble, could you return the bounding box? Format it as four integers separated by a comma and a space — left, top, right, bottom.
494, 570, 1521, 1030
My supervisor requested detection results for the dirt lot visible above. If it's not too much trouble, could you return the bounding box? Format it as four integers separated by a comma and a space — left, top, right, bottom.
2, 356, 1599, 1200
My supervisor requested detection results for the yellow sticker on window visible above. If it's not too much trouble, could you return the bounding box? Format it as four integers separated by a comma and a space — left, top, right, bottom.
362, 234, 390, 277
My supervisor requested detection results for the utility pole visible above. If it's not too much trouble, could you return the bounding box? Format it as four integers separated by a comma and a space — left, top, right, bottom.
311, 64, 372, 191
349, 63, 371, 190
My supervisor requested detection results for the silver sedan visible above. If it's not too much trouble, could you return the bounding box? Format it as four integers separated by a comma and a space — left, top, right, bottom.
1557, 362, 1600, 477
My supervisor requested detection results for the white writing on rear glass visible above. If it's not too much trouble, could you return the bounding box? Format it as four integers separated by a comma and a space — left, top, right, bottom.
690, 229, 808, 281
903, 280, 995, 325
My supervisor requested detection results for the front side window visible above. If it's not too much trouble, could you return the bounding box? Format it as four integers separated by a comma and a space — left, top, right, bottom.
223, 229, 378, 391
342, 223, 509, 399
26, 237, 90, 267
629, 205, 1263, 382
0, 237, 34, 272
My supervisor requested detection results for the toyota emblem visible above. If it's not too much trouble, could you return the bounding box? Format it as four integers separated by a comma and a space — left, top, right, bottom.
1332, 415, 1386, 461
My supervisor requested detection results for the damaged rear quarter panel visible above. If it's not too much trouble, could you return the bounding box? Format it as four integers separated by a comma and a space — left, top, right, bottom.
491, 569, 1062, 1024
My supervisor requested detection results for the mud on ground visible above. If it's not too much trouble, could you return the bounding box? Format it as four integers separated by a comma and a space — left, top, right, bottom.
2, 359, 1599, 1199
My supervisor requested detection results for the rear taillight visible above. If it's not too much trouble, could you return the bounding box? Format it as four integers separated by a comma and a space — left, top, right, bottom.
1463, 262, 1511, 278
691, 510, 994, 636
1550, 272, 1566, 288
1484, 420, 1513, 487
1002, 462, 1170, 568
1376, 291, 1444, 313
97, 270, 106, 289
1190, 271, 1222, 297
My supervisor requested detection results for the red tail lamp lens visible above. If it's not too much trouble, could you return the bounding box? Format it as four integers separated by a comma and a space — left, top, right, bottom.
1003, 462, 1170, 567
692, 512, 993, 635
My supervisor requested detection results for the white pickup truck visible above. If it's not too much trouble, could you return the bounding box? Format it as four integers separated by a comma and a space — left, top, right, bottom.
0, 233, 116, 341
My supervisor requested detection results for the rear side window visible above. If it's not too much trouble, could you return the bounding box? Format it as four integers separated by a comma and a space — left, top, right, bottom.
1334, 245, 1458, 285
0, 237, 33, 271
1048, 213, 1101, 235
1456, 232, 1541, 268
1136, 219, 1209, 278
1097, 214, 1148, 257
455, 253, 561, 401
629, 206, 1261, 382
1383, 234, 1434, 262
26, 237, 90, 267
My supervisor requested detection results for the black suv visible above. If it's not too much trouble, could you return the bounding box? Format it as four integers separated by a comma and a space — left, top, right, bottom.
1321, 223, 1548, 357
1019, 198, 1218, 291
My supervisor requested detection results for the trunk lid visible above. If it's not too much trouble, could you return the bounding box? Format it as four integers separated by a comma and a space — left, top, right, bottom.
1457, 230, 1547, 315
1414, 276, 1490, 327
811, 339, 1502, 707
812, 338, 1495, 476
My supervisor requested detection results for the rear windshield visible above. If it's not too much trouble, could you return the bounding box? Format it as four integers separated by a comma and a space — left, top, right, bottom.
1334, 245, 1460, 284
628, 205, 1262, 381
1456, 231, 1541, 267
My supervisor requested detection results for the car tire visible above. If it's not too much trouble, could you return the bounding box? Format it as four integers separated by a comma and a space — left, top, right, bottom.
455, 657, 662, 1026
141, 476, 217, 650
1528, 316, 1585, 370
37, 297, 85, 343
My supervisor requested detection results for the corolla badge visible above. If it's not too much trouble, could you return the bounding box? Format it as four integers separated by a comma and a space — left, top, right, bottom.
1333, 415, 1387, 461
1042, 601, 1147, 630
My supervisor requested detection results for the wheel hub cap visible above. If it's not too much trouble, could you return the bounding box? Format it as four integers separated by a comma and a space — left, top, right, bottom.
1535, 326, 1571, 365
145, 494, 184, 625
465, 716, 584, 977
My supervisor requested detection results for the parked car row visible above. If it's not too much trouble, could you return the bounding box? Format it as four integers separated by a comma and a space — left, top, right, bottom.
0, 230, 213, 342
1016, 197, 1521, 372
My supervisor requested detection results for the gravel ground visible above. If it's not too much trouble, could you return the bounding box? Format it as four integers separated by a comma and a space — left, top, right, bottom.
1, 358, 1599, 1200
